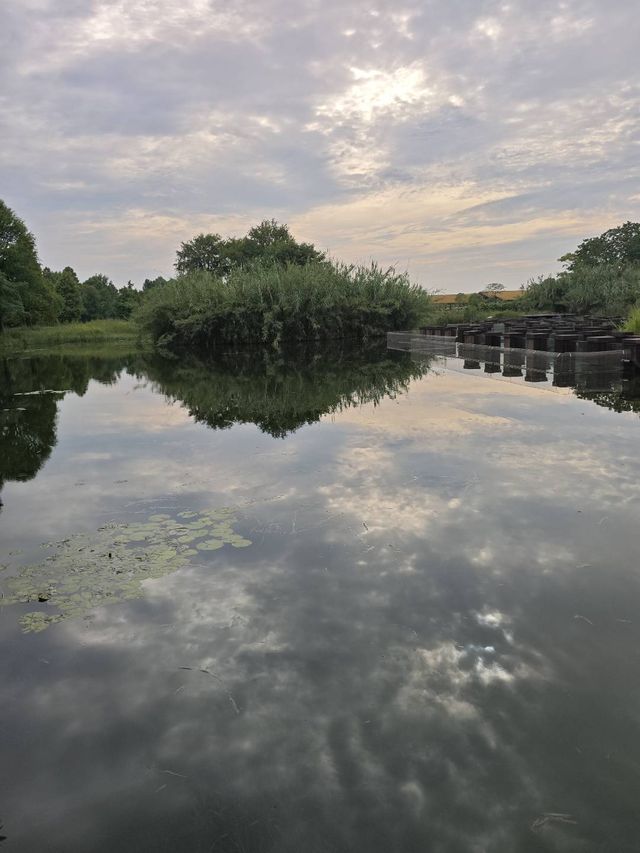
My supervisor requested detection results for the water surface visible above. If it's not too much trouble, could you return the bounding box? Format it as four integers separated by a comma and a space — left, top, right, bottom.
1, 345, 640, 852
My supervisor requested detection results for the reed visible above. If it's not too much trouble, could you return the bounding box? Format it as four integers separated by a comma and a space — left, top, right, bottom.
137, 261, 432, 352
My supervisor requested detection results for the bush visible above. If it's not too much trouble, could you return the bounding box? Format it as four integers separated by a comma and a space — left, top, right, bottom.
524, 264, 640, 316
137, 261, 431, 352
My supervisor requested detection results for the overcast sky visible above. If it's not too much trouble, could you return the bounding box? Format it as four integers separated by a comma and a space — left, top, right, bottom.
1, 0, 639, 291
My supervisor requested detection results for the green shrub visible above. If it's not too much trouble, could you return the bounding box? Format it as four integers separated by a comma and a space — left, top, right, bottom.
137, 261, 431, 352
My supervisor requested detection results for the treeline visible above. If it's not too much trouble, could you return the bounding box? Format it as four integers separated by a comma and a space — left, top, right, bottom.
0, 199, 431, 348
0, 201, 328, 332
159, 221, 640, 339
0, 200, 142, 329
43, 269, 141, 324
3, 191, 640, 342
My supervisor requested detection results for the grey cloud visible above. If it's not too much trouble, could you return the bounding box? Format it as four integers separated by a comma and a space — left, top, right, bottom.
0, 0, 638, 287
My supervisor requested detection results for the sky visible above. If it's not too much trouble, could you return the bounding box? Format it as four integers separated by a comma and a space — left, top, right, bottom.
1, 0, 639, 292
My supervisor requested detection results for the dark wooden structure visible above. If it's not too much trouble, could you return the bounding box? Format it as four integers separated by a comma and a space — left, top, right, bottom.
416, 315, 640, 370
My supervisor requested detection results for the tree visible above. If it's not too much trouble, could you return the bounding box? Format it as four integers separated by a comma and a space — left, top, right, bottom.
246, 219, 292, 247
483, 282, 505, 293
81, 274, 119, 320
174, 220, 325, 277
0, 199, 58, 326
115, 281, 142, 318
560, 222, 640, 272
142, 276, 169, 292
0, 200, 41, 288
175, 233, 230, 276
45, 266, 83, 322
0, 273, 25, 330
245, 219, 324, 266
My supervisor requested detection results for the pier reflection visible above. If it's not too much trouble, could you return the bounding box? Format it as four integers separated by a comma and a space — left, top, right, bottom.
387, 333, 640, 413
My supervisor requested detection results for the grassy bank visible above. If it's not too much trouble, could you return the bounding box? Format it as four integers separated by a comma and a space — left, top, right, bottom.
137, 262, 432, 352
0, 319, 145, 354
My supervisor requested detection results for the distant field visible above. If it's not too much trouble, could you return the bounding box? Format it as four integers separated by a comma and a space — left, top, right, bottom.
0, 319, 147, 354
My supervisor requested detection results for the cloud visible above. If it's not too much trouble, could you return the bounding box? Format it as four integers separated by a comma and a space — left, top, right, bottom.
0, 0, 638, 288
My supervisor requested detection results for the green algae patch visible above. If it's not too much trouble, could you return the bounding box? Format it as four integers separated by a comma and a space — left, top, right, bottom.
0, 508, 252, 632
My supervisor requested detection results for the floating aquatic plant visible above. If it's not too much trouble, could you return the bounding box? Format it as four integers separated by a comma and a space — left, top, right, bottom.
0, 507, 251, 633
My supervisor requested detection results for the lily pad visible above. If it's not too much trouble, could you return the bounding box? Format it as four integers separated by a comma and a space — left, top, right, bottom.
1, 506, 252, 632
197, 540, 225, 551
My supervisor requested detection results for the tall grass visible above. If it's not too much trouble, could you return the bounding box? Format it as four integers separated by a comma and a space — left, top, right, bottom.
624, 307, 640, 334
137, 261, 431, 352
0, 319, 142, 354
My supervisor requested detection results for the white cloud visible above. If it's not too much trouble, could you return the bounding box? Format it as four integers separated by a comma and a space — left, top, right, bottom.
317, 64, 436, 124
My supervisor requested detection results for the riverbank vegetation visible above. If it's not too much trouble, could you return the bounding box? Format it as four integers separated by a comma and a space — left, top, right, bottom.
3, 194, 640, 347
0, 200, 142, 330
137, 261, 432, 351
431, 223, 640, 326
0, 319, 143, 355
509, 222, 640, 320
524, 262, 640, 317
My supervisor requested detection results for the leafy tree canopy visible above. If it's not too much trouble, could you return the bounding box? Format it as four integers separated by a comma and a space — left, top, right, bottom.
0, 272, 26, 329
115, 281, 143, 318
0, 200, 60, 327
45, 266, 83, 323
81, 274, 119, 321
175, 220, 325, 276
175, 234, 228, 275
560, 221, 640, 272
142, 276, 170, 291
0, 200, 40, 285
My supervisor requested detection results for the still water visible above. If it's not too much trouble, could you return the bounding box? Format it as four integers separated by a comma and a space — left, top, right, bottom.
1, 345, 639, 852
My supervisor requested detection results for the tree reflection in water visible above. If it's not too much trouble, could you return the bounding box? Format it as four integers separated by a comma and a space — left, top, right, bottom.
0, 343, 431, 504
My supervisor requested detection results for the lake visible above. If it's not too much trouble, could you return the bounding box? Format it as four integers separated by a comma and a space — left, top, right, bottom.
1, 343, 639, 852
